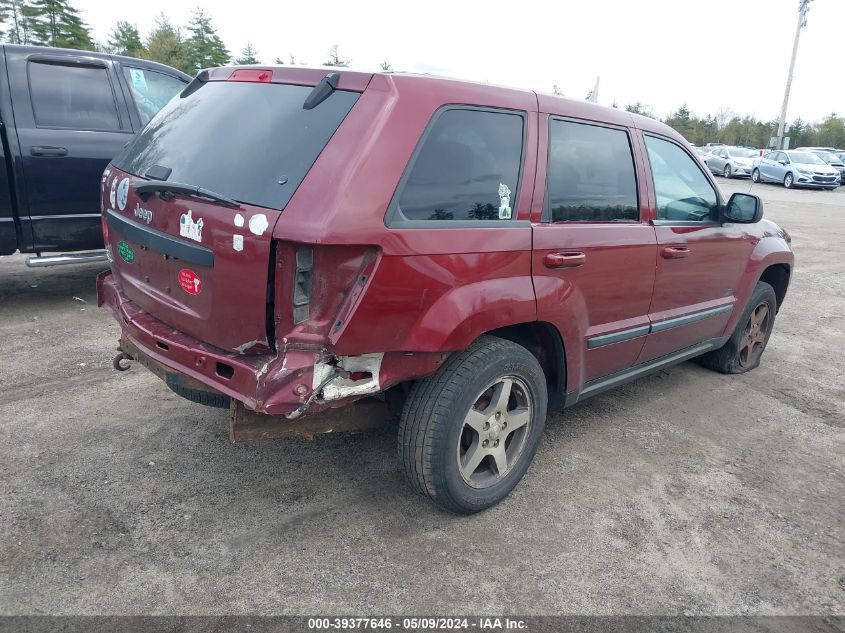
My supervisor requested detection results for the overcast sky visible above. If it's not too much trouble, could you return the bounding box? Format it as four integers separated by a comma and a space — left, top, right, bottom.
75, 0, 842, 122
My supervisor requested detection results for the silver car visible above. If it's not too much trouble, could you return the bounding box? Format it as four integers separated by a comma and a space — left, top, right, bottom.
705, 146, 759, 178
751, 150, 841, 190
795, 147, 845, 180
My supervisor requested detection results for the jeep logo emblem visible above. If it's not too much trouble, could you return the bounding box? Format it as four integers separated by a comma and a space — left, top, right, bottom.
133, 204, 153, 224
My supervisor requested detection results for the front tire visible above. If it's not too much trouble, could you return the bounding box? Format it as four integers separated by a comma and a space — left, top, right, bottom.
752, 168, 761, 183
698, 281, 777, 374
724, 164, 732, 178
784, 172, 794, 189
398, 336, 548, 514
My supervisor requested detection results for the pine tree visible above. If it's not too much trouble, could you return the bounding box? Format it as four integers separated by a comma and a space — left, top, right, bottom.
185, 8, 229, 72
108, 20, 144, 57
144, 14, 190, 74
0, 0, 32, 43
24, 0, 93, 49
625, 102, 655, 119
235, 42, 258, 65
379, 61, 391, 71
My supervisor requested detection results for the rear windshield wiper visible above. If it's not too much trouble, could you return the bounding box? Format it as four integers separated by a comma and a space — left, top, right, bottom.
135, 180, 241, 209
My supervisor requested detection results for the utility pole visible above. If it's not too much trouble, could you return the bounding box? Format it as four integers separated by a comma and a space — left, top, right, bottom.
775, 0, 813, 150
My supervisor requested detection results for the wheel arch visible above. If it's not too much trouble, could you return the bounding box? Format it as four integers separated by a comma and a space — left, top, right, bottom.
486, 321, 567, 410
758, 262, 791, 311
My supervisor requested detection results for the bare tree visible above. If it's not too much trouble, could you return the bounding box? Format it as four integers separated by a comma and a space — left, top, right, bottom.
324, 44, 349, 67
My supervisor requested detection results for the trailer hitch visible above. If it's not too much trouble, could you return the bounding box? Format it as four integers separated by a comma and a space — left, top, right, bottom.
113, 349, 134, 371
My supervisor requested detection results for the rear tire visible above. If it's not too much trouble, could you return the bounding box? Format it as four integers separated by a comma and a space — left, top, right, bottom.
698, 281, 777, 374
398, 336, 548, 514
784, 172, 794, 189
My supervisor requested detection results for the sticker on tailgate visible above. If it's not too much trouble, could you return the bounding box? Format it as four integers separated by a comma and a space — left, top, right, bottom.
178, 268, 202, 295
117, 241, 135, 264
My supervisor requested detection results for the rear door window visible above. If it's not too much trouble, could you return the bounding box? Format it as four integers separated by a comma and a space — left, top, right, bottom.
392, 108, 524, 223
122, 67, 186, 126
29, 61, 120, 130
112, 81, 360, 211
546, 120, 639, 222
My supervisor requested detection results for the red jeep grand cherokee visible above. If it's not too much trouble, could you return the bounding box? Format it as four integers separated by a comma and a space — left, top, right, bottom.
98, 66, 793, 513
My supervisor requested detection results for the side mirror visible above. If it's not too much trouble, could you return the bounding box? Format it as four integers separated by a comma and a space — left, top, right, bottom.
778, 160, 787, 165
724, 192, 763, 224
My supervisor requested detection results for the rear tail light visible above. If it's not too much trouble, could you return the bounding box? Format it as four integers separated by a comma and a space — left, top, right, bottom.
228, 69, 273, 83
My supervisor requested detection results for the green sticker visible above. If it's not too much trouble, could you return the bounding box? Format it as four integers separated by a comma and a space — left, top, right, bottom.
118, 241, 135, 264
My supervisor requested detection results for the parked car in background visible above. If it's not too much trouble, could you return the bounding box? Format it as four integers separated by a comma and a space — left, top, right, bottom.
692, 146, 709, 161
752, 150, 841, 189
0, 45, 189, 265
705, 146, 758, 178
796, 147, 845, 180
98, 65, 793, 513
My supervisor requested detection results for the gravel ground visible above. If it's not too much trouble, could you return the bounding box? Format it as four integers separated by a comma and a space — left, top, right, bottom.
0, 180, 843, 616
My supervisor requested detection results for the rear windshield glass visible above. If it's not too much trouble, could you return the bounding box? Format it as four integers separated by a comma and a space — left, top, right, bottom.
112, 81, 359, 210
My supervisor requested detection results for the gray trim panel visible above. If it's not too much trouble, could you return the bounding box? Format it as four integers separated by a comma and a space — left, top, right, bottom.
571, 339, 723, 405
650, 304, 733, 333
586, 304, 733, 349
587, 325, 649, 349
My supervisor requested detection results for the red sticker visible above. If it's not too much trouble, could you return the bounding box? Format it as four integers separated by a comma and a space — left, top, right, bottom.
178, 268, 202, 295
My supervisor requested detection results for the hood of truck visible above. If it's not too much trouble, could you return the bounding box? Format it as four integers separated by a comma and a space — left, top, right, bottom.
103, 167, 279, 354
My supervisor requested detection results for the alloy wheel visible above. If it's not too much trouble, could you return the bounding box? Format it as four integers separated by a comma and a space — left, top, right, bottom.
738, 302, 771, 368
724, 165, 732, 178
457, 376, 532, 488
752, 169, 760, 183
784, 173, 793, 188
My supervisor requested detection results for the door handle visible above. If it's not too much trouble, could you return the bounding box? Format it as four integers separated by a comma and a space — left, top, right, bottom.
543, 251, 586, 269
31, 146, 68, 157
661, 246, 690, 259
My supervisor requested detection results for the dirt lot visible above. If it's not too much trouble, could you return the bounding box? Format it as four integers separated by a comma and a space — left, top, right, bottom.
1, 179, 843, 616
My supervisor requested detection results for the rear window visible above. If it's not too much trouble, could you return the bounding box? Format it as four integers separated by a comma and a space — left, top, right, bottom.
112, 81, 359, 210
547, 120, 638, 222
392, 108, 524, 223
29, 61, 120, 131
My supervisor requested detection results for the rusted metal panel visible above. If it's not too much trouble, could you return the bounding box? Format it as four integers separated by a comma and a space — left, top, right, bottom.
229, 398, 393, 443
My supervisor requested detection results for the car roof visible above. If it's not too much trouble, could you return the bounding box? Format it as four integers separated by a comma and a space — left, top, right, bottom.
213, 64, 689, 146
2, 43, 191, 81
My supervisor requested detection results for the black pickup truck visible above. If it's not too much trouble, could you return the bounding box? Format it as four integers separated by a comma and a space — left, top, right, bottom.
0, 44, 189, 266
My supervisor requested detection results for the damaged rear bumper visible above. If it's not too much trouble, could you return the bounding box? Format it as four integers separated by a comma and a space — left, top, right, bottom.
97, 271, 447, 417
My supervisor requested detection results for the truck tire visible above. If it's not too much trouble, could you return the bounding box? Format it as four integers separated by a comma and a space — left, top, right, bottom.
165, 378, 231, 409
398, 336, 548, 514
697, 281, 777, 374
